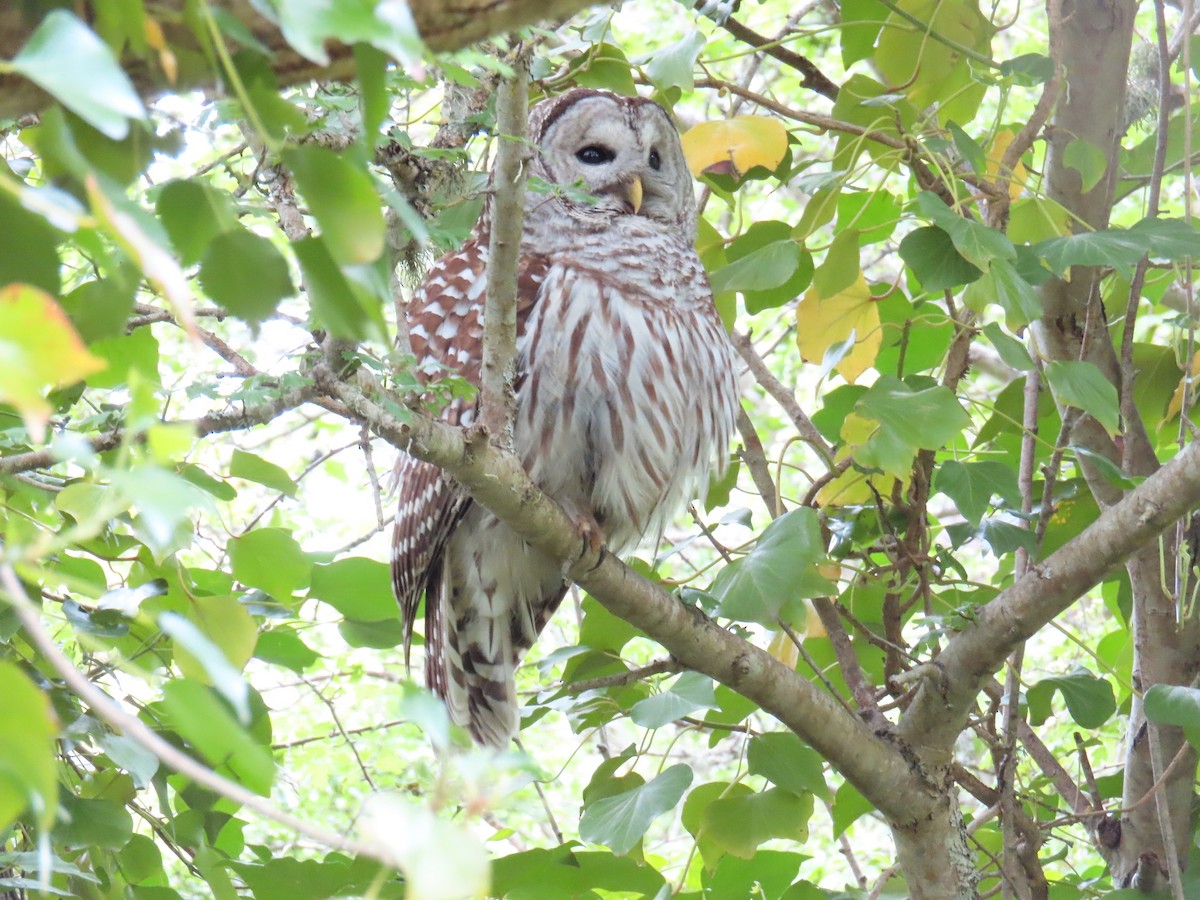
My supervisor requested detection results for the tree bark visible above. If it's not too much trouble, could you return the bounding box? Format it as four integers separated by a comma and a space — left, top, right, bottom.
0, 0, 601, 122
1034, 0, 1199, 887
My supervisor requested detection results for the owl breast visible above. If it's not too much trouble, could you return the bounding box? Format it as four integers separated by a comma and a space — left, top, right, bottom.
514, 224, 738, 552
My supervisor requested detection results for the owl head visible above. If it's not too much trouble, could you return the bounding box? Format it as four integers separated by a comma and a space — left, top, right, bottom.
526, 89, 696, 231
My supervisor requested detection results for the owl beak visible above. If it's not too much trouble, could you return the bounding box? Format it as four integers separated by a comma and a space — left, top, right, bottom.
625, 177, 644, 215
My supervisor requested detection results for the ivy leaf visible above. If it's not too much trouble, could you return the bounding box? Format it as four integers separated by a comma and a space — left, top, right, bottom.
712, 508, 835, 625
579, 764, 693, 856
898, 226, 982, 292
915, 192, 1016, 268
963, 258, 1042, 330
1145, 684, 1200, 728
935, 460, 1022, 526
1027, 669, 1116, 728
701, 788, 814, 860
1034, 230, 1149, 276
1044, 360, 1120, 435
644, 31, 705, 91
630, 672, 718, 728
847, 377, 971, 478
709, 240, 803, 296
11, 10, 145, 139
747, 732, 830, 801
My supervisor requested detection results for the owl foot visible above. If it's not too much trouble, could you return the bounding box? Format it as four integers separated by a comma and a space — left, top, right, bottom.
567, 508, 606, 558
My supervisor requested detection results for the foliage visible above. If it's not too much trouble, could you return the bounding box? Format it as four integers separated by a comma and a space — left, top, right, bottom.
2, 0, 1200, 897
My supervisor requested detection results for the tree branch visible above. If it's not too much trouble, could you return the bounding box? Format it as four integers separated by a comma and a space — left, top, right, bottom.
479, 55, 530, 446
310, 364, 936, 827
899, 436, 1200, 748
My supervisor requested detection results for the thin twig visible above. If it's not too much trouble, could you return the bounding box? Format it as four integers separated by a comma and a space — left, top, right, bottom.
0, 564, 396, 866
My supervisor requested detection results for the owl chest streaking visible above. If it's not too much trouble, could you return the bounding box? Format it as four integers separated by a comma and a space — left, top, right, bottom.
392, 89, 740, 746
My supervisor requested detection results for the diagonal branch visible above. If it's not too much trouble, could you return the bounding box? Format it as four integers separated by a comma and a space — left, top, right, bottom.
898, 436, 1200, 748
310, 364, 935, 828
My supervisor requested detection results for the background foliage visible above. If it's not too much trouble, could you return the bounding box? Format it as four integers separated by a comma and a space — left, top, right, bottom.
2, 0, 1200, 897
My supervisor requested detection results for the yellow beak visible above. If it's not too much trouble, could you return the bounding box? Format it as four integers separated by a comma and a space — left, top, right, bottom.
626, 177, 644, 214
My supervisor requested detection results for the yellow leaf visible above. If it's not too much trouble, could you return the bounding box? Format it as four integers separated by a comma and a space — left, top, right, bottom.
0, 283, 106, 441
796, 275, 882, 384
767, 629, 800, 668
986, 128, 1028, 201
805, 602, 826, 639
1166, 350, 1200, 422
681, 116, 789, 178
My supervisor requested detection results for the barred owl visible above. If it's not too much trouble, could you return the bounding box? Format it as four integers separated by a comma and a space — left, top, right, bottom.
392, 89, 739, 746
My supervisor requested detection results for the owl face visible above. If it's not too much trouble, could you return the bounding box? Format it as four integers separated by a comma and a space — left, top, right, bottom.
529, 90, 695, 229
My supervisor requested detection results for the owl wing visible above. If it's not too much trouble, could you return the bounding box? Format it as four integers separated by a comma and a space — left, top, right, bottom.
391, 234, 549, 683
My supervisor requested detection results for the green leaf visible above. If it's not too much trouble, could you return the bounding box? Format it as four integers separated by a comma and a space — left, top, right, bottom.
161, 680, 275, 795
713, 508, 835, 624
229, 449, 297, 497
61, 279, 134, 344
1064, 139, 1108, 193
812, 228, 860, 298
1145, 684, 1200, 727
982, 322, 1034, 371
840, 0, 888, 66
309, 557, 395, 621
569, 43, 638, 96
709, 239, 803, 296
11, 10, 145, 139
851, 377, 971, 477
630, 672, 718, 728
644, 31, 705, 91
747, 732, 830, 801
292, 236, 384, 342
962, 258, 1042, 330
832, 781, 873, 837
229, 528, 311, 601
1127, 217, 1200, 261
156, 179, 238, 266
0, 190, 62, 295
579, 764, 694, 855
163, 596, 257, 718
97, 731, 159, 788
702, 788, 813, 860
354, 43, 389, 143
254, 629, 320, 673
1034, 229, 1149, 276
55, 795, 132, 850
275, 0, 423, 66
0, 660, 59, 830
948, 122, 986, 173
1044, 360, 1120, 435
898, 226, 983, 292
916, 192, 1016, 267
285, 145, 386, 265
934, 460, 1021, 526
198, 229, 295, 323
1027, 669, 1116, 729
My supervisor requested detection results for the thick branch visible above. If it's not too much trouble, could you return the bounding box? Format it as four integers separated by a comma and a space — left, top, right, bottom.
899, 436, 1200, 748
312, 365, 937, 828
0, 1, 601, 121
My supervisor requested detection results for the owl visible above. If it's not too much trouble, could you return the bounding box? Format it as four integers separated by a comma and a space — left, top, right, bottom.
392, 88, 740, 746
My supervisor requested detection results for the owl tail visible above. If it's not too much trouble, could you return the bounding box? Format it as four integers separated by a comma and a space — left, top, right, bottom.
438, 592, 521, 748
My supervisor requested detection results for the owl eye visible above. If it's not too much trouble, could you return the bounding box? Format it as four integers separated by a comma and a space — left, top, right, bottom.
649, 148, 661, 170
576, 145, 615, 165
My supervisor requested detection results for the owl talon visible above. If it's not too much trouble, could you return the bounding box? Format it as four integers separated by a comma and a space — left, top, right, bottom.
572, 511, 606, 556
